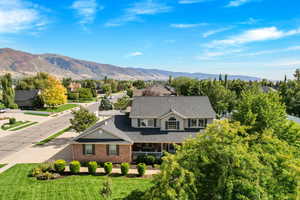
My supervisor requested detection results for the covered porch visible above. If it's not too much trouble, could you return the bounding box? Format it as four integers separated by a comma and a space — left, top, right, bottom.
132, 143, 176, 160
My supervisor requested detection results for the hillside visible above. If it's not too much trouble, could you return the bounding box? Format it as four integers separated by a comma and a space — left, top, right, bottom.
0, 48, 260, 81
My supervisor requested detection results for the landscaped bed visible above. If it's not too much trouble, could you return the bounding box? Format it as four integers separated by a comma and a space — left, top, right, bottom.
9, 122, 38, 131
24, 112, 50, 117
0, 164, 6, 168
0, 164, 152, 200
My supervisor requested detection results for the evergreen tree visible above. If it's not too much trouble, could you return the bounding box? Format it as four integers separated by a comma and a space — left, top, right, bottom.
1, 73, 17, 108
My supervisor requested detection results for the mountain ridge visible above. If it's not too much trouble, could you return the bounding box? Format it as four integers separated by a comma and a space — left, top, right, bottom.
0, 48, 260, 81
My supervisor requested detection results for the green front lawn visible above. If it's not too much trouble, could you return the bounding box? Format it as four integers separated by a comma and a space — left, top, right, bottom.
39, 104, 79, 113
0, 164, 6, 168
0, 164, 152, 200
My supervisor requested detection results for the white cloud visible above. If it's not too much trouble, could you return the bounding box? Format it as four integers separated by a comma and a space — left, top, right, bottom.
202, 26, 233, 38
241, 45, 300, 56
126, 51, 143, 57
208, 27, 300, 47
197, 48, 244, 60
170, 23, 207, 28
105, 0, 171, 27
238, 17, 260, 25
0, 0, 46, 33
178, 0, 212, 4
226, 0, 254, 7
71, 0, 101, 25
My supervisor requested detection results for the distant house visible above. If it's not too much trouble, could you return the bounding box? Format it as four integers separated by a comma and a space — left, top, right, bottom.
68, 82, 81, 92
15, 89, 41, 108
72, 96, 216, 163
133, 84, 176, 97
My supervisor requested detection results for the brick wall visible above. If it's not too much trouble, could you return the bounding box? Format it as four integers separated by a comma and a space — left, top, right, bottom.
72, 144, 132, 163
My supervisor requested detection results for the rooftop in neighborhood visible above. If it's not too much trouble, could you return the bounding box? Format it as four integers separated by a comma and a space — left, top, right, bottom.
73, 115, 202, 144
129, 96, 216, 119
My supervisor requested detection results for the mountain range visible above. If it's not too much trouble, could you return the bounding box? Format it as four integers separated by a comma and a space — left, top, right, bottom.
0, 48, 260, 81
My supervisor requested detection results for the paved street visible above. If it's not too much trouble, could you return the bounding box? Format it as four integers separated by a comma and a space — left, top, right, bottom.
0, 102, 99, 161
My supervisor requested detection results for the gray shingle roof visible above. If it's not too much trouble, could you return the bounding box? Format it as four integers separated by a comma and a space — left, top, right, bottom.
73, 118, 133, 144
74, 115, 203, 144
129, 96, 216, 118
15, 90, 40, 101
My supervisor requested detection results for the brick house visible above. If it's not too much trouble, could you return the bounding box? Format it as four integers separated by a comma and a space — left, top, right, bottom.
72, 96, 216, 163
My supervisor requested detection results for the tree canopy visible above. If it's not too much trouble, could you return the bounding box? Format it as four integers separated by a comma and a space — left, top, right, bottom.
70, 106, 98, 132
41, 76, 67, 107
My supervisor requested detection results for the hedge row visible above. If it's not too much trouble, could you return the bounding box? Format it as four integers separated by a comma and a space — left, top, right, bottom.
35, 160, 147, 177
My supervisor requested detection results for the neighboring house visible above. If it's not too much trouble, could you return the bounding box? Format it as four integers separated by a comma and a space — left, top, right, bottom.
133, 84, 176, 97
15, 89, 41, 108
68, 82, 81, 92
72, 96, 216, 163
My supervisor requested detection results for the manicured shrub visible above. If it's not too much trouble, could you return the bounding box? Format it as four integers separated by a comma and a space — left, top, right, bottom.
137, 163, 147, 177
104, 162, 113, 175
9, 118, 16, 124
39, 162, 54, 172
88, 161, 98, 174
36, 171, 54, 180
136, 155, 146, 164
145, 155, 156, 166
54, 159, 66, 173
30, 167, 42, 177
69, 161, 81, 174
121, 162, 130, 176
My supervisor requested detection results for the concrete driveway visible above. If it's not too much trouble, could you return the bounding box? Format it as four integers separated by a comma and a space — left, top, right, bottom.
0, 102, 99, 162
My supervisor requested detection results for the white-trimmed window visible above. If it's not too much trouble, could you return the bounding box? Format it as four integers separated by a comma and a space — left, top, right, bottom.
190, 119, 198, 127
107, 144, 118, 156
139, 119, 155, 127
166, 117, 179, 130
83, 144, 95, 155
199, 119, 208, 127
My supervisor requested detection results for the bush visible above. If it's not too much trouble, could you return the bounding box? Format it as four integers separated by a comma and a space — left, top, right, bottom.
104, 162, 113, 175
77, 88, 93, 99
99, 97, 113, 111
36, 171, 54, 180
136, 155, 146, 164
30, 167, 42, 177
69, 160, 81, 174
137, 163, 147, 177
145, 155, 156, 166
39, 162, 54, 172
9, 118, 16, 124
68, 91, 79, 100
88, 161, 98, 174
121, 162, 130, 176
54, 159, 66, 173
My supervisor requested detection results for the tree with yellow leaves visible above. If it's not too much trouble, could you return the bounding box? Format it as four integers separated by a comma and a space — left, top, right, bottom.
41, 76, 67, 107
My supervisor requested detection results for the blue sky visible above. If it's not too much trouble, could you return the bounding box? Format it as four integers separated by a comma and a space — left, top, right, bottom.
0, 0, 300, 80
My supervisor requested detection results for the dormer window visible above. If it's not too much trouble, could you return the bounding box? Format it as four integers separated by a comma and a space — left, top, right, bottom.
166, 117, 179, 130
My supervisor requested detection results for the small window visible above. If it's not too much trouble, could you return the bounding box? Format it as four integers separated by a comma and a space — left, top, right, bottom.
83, 144, 94, 155
190, 119, 198, 127
167, 117, 178, 130
140, 119, 154, 127
108, 144, 118, 156
199, 119, 208, 127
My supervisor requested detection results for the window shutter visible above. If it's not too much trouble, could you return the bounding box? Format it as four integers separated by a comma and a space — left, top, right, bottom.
117, 145, 119, 156
106, 145, 109, 156
165, 121, 168, 130
92, 144, 95, 155
137, 119, 141, 127
205, 119, 208, 127
176, 121, 179, 130
82, 144, 86, 155
154, 119, 157, 127
188, 119, 191, 128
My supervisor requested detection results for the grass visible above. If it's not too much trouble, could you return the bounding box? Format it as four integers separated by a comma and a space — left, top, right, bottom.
1, 121, 30, 130
68, 97, 97, 103
0, 164, 152, 200
41, 104, 78, 113
36, 127, 71, 145
0, 164, 6, 168
24, 112, 50, 117
10, 122, 38, 131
